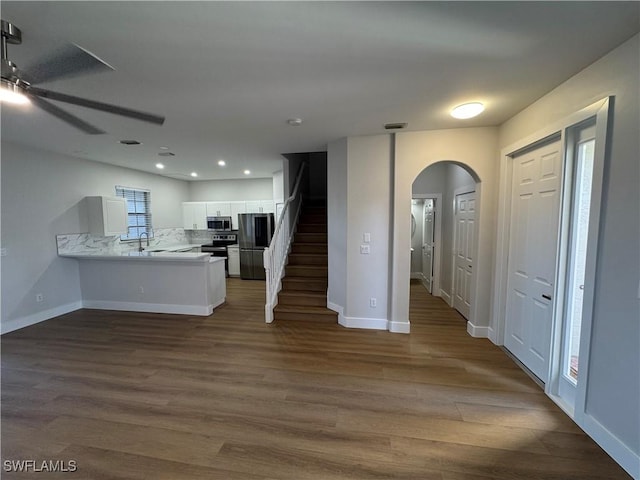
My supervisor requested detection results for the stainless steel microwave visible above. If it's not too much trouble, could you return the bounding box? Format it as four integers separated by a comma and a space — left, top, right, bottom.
207, 216, 232, 231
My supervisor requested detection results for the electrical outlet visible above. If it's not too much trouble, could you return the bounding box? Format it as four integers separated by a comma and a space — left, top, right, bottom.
360, 244, 370, 254
138, 286, 144, 294
370, 297, 377, 308
36, 293, 44, 302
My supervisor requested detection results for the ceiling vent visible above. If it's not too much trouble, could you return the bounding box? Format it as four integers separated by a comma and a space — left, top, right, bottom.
158, 151, 175, 157
384, 122, 408, 130
119, 139, 141, 145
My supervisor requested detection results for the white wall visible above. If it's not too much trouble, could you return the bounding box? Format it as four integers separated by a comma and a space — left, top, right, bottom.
327, 138, 348, 313
1, 142, 189, 333
393, 128, 499, 333
345, 135, 391, 329
497, 34, 639, 472
272, 170, 284, 204
189, 178, 273, 201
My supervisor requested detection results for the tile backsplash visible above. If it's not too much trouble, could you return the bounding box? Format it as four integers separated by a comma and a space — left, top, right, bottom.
56, 228, 189, 255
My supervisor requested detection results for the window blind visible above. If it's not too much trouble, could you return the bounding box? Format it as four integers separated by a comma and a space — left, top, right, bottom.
115, 186, 152, 241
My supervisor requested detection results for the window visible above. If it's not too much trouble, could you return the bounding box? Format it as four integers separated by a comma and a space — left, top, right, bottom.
115, 186, 152, 241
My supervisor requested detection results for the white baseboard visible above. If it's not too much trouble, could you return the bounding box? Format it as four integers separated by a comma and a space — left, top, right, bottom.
467, 321, 491, 338
440, 289, 452, 306
82, 300, 214, 316
389, 321, 411, 334
410, 272, 422, 280
341, 315, 389, 331
1, 301, 83, 334
327, 301, 346, 325
582, 414, 640, 479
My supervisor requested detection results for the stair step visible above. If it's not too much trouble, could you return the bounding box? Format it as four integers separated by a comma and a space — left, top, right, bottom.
299, 214, 326, 224
294, 232, 327, 244
291, 243, 327, 254
288, 253, 327, 266
297, 223, 327, 233
282, 277, 327, 292
278, 290, 326, 307
273, 305, 337, 322
285, 265, 327, 278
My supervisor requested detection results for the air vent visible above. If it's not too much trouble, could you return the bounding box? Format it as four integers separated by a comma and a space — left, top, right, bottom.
119, 139, 142, 145
384, 122, 408, 130
158, 151, 175, 157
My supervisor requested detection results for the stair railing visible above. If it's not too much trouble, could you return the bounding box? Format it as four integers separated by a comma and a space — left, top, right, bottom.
263, 162, 307, 322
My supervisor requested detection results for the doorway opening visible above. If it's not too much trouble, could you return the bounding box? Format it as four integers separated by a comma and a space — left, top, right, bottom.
410, 161, 478, 324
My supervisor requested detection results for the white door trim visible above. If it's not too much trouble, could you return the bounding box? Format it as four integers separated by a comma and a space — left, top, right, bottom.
412, 193, 442, 297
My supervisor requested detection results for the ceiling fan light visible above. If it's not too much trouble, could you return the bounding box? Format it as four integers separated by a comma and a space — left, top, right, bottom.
451, 102, 484, 119
0, 80, 30, 105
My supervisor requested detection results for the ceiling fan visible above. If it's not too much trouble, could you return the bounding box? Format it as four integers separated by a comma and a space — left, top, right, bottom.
0, 19, 165, 134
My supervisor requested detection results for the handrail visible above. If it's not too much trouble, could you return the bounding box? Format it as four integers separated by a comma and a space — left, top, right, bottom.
263, 162, 307, 322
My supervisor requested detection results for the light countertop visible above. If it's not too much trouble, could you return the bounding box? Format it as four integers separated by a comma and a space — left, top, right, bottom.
59, 251, 222, 263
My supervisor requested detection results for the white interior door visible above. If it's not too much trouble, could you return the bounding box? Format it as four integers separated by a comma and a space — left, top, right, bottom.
505, 138, 562, 383
422, 199, 435, 293
453, 192, 475, 319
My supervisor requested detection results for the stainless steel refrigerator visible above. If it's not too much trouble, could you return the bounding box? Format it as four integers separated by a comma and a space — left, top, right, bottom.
238, 213, 275, 280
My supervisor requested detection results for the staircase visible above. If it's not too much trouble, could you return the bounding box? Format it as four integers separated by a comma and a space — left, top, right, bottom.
273, 205, 338, 322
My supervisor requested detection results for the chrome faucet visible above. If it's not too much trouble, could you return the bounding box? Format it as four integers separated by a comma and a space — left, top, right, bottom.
138, 232, 150, 252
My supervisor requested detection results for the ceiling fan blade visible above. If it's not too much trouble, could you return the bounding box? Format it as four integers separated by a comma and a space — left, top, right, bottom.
25, 43, 115, 85
27, 86, 165, 125
28, 95, 105, 134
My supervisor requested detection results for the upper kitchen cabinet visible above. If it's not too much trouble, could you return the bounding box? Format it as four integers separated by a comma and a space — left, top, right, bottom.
230, 202, 246, 230
182, 202, 207, 230
86, 196, 127, 236
246, 200, 274, 214
206, 202, 232, 217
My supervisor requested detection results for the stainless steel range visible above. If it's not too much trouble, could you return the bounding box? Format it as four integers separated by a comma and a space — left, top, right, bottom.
201, 234, 237, 276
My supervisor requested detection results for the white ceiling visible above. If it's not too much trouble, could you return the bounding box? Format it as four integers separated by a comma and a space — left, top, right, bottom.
1, 2, 638, 181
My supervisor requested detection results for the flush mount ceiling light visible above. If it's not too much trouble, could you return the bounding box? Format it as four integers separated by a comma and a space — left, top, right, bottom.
155, 163, 164, 169
217, 160, 226, 166
243, 170, 251, 175
451, 102, 485, 119
0, 78, 29, 104
190, 172, 198, 178
287, 118, 303, 126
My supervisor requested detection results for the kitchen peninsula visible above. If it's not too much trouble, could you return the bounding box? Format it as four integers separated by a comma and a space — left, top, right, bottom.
59, 250, 226, 316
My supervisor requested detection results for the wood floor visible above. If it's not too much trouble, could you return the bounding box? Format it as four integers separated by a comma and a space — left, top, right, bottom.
1, 279, 630, 479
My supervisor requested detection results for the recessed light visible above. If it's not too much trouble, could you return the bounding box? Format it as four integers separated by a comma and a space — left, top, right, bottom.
119, 139, 142, 145
155, 163, 165, 169
287, 118, 303, 126
159, 146, 170, 150
190, 172, 198, 177
243, 170, 251, 175
218, 160, 226, 166
451, 102, 484, 119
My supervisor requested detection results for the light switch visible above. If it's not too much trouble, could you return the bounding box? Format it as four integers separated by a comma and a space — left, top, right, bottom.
363, 232, 371, 243
360, 244, 370, 254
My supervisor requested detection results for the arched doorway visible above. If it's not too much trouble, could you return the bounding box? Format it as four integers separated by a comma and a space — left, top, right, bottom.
410, 161, 479, 323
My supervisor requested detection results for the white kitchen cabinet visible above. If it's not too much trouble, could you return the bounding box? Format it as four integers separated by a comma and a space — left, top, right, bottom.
227, 245, 240, 277
230, 202, 246, 230
206, 202, 231, 217
182, 202, 208, 230
86, 196, 127, 236
245, 200, 273, 214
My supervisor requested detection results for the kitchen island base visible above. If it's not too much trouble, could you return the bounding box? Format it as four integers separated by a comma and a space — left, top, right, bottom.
70, 255, 226, 316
